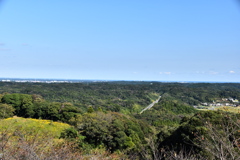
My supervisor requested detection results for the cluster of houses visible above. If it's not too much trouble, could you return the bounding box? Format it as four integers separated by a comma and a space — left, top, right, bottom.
194, 98, 239, 109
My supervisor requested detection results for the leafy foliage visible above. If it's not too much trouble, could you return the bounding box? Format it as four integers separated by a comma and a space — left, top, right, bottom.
157, 111, 240, 159
0, 81, 240, 158
0, 104, 15, 118
1, 93, 82, 122
72, 111, 153, 152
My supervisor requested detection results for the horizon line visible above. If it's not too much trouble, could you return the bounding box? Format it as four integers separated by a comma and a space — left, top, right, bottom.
0, 77, 239, 84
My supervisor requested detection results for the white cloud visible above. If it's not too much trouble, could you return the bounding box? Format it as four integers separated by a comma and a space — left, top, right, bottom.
159, 72, 171, 75
229, 70, 235, 74
195, 71, 205, 74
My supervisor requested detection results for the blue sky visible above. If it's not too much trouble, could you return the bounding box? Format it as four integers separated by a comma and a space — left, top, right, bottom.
0, 0, 240, 82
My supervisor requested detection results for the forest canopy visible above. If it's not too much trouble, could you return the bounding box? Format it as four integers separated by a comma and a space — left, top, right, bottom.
0, 81, 240, 159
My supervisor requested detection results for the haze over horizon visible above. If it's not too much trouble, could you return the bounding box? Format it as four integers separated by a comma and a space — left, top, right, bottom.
0, 1, 240, 82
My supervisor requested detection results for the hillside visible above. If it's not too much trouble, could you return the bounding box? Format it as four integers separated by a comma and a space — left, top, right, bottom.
0, 81, 240, 159
0, 117, 76, 159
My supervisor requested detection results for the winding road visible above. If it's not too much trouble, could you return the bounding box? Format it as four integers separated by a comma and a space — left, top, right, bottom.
140, 96, 161, 114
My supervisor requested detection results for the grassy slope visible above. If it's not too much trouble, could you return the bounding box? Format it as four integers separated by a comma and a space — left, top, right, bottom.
0, 117, 71, 156
0, 117, 126, 159
0, 116, 70, 138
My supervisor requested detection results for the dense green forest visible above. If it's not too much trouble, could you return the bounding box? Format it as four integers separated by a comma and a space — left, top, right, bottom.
0, 81, 240, 159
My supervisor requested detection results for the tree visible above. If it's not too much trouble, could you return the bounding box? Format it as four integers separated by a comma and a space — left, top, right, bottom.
157, 111, 240, 159
73, 111, 153, 152
87, 106, 94, 113
1, 93, 34, 117
0, 104, 15, 118
193, 112, 240, 159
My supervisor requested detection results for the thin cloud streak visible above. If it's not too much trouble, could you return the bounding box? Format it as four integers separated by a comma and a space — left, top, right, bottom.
159, 72, 172, 75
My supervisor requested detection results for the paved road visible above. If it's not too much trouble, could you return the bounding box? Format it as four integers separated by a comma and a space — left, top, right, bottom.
140, 96, 161, 114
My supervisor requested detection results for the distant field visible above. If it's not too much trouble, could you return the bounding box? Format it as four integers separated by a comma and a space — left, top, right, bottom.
198, 106, 240, 113
217, 106, 240, 113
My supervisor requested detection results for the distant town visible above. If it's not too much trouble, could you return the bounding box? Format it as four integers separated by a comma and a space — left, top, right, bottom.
0, 78, 109, 83
194, 97, 240, 110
